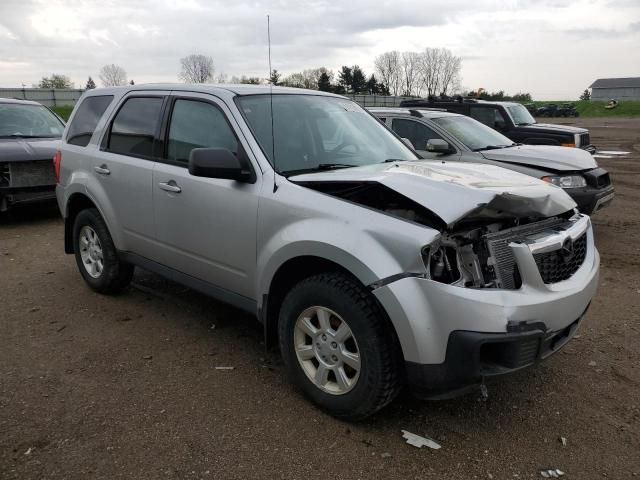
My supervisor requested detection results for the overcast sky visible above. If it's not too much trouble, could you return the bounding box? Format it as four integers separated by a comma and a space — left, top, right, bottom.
1, 0, 639, 99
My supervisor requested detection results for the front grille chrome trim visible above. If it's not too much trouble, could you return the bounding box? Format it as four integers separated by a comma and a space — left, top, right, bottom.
511, 214, 590, 255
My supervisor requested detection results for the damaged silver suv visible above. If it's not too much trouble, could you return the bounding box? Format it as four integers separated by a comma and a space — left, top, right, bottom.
56, 85, 599, 419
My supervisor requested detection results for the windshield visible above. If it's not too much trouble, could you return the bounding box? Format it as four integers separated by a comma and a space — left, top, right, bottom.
237, 94, 417, 174
0, 103, 65, 138
506, 104, 536, 125
432, 116, 515, 152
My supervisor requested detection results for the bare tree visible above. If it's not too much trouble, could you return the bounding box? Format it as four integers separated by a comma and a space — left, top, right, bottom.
400, 51, 421, 96
99, 64, 127, 87
417, 48, 461, 96
438, 49, 462, 96
374, 51, 402, 96
179, 54, 215, 83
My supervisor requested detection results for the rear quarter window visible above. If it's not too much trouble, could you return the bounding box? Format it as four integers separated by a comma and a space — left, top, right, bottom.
66, 95, 114, 147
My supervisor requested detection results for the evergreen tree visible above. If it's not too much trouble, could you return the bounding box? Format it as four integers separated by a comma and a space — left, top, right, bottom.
318, 72, 332, 92
351, 66, 367, 93
579, 89, 591, 101
85, 76, 96, 89
338, 66, 353, 93
366, 74, 379, 94
269, 69, 281, 85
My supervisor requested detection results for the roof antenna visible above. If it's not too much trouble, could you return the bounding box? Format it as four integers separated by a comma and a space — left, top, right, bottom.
267, 14, 277, 192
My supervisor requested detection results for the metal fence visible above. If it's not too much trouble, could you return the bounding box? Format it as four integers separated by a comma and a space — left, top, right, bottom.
0, 88, 85, 107
342, 94, 419, 107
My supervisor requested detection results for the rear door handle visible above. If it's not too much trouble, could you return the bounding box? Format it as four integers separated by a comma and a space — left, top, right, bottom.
158, 180, 182, 193
94, 164, 110, 175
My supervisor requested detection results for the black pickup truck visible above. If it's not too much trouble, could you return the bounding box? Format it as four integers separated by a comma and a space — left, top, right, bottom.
400, 98, 595, 153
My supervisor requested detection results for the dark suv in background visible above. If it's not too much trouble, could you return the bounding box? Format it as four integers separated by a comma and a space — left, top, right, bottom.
0, 98, 65, 211
399, 98, 595, 153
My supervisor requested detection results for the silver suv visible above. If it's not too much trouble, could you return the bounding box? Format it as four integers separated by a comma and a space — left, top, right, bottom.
56, 85, 599, 419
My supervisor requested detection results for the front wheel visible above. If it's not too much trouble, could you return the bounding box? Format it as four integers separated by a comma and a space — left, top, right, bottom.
73, 208, 133, 294
278, 273, 403, 420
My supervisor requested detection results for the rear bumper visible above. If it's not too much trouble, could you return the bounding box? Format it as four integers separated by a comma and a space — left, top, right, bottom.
405, 309, 585, 398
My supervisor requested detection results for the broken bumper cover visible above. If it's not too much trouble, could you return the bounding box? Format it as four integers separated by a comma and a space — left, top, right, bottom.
372, 217, 599, 396
405, 310, 585, 399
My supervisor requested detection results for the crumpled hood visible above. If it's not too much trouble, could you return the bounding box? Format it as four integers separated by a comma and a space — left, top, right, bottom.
480, 144, 597, 171
290, 160, 576, 227
0, 138, 60, 162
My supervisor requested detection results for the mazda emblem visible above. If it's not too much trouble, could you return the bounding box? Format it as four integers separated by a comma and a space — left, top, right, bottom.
560, 238, 575, 263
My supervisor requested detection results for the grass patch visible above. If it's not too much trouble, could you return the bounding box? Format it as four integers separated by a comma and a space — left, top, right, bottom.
525, 100, 640, 118
51, 105, 74, 121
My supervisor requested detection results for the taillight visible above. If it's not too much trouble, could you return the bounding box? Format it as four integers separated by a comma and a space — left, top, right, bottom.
53, 150, 62, 184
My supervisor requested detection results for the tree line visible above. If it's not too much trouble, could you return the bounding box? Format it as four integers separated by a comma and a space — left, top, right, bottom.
32, 48, 463, 97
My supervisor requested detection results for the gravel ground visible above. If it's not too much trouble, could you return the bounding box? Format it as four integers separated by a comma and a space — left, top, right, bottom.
1, 118, 639, 479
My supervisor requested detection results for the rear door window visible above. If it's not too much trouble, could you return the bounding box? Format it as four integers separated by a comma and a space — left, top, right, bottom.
107, 97, 163, 158
66, 95, 113, 146
166, 99, 238, 163
391, 118, 443, 150
470, 106, 506, 130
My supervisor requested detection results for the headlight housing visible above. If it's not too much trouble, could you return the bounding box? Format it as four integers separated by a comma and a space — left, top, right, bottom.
542, 175, 587, 188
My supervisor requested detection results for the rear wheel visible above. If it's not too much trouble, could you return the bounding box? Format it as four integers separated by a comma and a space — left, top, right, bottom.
278, 272, 403, 420
73, 208, 133, 294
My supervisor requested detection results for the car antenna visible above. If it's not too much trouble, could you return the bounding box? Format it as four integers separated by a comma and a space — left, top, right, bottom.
267, 14, 278, 192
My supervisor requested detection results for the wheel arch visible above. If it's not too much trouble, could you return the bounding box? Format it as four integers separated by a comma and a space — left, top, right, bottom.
261, 255, 405, 362
64, 193, 98, 253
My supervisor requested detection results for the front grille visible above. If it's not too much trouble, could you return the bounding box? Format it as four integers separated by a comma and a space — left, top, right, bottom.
579, 133, 590, 148
533, 233, 587, 284
7, 161, 56, 188
483, 218, 565, 289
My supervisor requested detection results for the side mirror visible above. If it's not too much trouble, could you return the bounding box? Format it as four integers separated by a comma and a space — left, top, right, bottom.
188, 148, 254, 183
426, 139, 453, 153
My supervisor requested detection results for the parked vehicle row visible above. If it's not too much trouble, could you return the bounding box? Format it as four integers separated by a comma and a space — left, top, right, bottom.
370, 108, 614, 214
399, 98, 594, 153
54, 85, 601, 419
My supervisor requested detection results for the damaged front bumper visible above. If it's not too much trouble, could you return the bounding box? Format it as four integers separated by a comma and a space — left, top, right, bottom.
372, 216, 599, 397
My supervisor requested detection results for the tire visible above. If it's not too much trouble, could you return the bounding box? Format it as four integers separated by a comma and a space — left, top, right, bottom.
278, 272, 403, 420
72, 208, 133, 294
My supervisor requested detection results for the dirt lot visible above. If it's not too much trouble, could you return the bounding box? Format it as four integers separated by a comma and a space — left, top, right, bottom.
1, 118, 639, 479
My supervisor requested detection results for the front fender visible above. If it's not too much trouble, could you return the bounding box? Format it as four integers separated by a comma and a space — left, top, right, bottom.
257, 217, 405, 300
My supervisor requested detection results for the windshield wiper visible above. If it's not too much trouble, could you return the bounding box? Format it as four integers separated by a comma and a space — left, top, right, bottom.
472, 145, 512, 152
382, 158, 409, 163
282, 163, 357, 176
316, 163, 356, 170
515, 122, 534, 126
0, 134, 58, 139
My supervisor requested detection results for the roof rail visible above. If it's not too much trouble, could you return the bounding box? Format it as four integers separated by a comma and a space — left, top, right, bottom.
409, 109, 423, 118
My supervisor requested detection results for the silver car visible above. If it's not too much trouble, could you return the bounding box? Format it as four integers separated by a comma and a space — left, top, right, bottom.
370, 107, 614, 214
56, 85, 599, 419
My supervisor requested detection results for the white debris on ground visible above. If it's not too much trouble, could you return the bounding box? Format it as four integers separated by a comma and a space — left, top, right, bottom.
400, 430, 441, 450
540, 468, 565, 478
597, 150, 631, 155
214, 366, 235, 370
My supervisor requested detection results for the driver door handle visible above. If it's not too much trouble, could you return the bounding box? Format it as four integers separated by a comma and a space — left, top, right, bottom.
158, 180, 182, 193
94, 164, 110, 175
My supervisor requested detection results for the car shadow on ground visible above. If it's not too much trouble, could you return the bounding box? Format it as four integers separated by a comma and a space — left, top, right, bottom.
0, 201, 60, 226
129, 266, 545, 431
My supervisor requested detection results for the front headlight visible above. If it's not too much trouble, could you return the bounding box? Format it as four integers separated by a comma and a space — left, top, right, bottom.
542, 175, 587, 188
